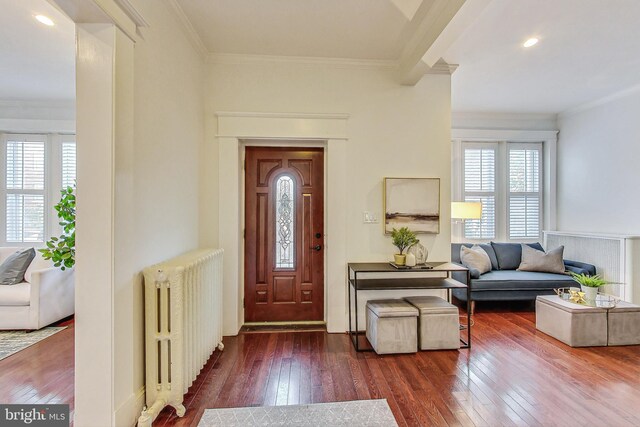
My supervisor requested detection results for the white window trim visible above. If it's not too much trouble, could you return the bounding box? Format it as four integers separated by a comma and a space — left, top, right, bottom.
461, 141, 501, 241
452, 129, 558, 243
507, 142, 543, 241
0, 132, 76, 246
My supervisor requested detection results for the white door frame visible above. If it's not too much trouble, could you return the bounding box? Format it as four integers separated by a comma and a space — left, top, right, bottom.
216, 112, 349, 335
50, 1, 145, 425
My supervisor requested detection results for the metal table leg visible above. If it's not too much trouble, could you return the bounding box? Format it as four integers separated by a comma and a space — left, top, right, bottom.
354, 271, 359, 351
467, 269, 471, 348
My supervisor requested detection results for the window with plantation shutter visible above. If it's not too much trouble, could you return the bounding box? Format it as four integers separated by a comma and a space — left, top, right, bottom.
508, 145, 542, 239
5, 138, 46, 243
462, 144, 497, 239
62, 142, 76, 188
454, 138, 547, 243
1, 134, 77, 245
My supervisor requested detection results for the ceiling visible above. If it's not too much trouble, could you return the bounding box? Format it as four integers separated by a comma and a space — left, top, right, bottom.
176, 0, 416, 60
2, 0, 640, 116
0, 0, 75, 101
444, 0, 640, 114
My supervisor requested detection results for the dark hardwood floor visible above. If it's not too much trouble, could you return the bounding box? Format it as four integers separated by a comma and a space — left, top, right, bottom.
0, 317, 74, 422
2, 305, 640, 427
155, 303, 640, 427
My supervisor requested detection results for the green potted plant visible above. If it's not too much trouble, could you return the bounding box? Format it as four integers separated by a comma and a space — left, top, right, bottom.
570, 272, 607, 301
390, 227, 418, 266
39, 186, 75, 270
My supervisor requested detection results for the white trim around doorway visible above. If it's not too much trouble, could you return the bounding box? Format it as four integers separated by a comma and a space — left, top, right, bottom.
216, 112, 349, 335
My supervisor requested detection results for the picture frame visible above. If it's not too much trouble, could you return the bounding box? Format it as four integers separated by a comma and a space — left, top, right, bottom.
383, 177, 440, 234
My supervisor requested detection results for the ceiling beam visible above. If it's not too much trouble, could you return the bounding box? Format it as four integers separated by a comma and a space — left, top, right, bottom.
397, 0, 492, 85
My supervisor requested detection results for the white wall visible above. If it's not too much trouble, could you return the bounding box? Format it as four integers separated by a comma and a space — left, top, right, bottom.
112, 1, 204, 424
557, 89, 640, 234
201, 58, 453, 333
0, 100, 75, 133
0, 100, 76, 241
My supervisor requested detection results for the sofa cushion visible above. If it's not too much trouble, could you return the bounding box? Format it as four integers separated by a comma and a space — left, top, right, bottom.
451, 243, 498, 270
471, 270, 574, 291
518, 244, 566, 274
0, 248, 35, 286
460, 245, 492, 275
24, 251, 54, 283
0, 282, 31, 306
0, 247, 29, 263
491, 242, 544, 270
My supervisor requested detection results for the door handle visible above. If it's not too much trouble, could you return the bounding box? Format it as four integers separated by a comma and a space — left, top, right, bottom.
313, 245, 322, 251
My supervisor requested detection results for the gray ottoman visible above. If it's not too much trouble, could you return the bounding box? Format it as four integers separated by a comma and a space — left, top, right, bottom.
404, 296, 460, 350
366, 299, 418, 354
608, 301, 640, 346
536, 295, 608, 347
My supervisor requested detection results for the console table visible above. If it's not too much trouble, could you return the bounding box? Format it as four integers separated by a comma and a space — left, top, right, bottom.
347, 262, 471, 351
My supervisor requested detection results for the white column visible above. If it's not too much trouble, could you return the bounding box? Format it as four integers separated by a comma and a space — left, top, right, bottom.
75, 24, 116, 426
326, 140, 348, 333
218, 137, 242, 335
112, 27, 138, 427
75, 23, 134, 426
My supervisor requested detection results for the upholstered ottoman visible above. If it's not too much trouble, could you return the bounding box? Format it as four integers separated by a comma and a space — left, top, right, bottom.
404, 296, 460, 350
536, 295, 608, 347
366, 299, 418, 354
608, 301, 640, 346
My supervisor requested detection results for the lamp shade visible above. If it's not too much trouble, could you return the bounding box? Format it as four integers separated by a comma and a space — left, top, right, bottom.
451, 202, 482, 220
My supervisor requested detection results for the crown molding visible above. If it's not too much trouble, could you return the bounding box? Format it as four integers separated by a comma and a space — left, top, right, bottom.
163, 0, 208, 60
427, 59, 458, 75
559, 82, 640, 119
113, 0, 148, 28
207, 52, 398, 70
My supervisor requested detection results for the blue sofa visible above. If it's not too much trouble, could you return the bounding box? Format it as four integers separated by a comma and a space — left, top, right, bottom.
451, 242, 596, 308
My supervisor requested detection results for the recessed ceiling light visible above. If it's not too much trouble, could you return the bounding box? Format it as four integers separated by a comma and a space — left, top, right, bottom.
523, 38, 539, 48
35, 15, 55, 26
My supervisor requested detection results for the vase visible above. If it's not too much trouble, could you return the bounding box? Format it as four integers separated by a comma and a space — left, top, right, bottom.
394, 254, 406, 266
405, 252, 416, 267
581, 285, 598, 301
409, 243, 427, 264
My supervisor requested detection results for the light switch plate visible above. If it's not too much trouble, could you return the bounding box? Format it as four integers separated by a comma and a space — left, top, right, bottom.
363, 211, 379, 224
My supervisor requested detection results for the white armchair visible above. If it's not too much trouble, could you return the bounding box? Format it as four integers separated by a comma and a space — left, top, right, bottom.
0, 247, 74, 330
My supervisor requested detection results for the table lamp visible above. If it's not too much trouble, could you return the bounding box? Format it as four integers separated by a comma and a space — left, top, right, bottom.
451, 202, 482, 223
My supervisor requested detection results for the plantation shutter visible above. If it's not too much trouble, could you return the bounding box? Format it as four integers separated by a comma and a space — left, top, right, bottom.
463, 145, 496, 239
508, 145, 542, 239
62, 142, 76, 188
5, 139, 46, 242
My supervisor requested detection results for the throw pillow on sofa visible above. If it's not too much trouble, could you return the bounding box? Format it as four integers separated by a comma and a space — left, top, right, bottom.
491, 242, 544, 270
0, 248, 36, 285
518, 244, 565, 274
460, 245, 492, 275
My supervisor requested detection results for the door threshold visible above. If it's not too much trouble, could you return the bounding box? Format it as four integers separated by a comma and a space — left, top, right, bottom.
241, 321, 326, 333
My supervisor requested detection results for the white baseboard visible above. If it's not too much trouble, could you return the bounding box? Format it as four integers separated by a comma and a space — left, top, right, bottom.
114, 386, 145, 427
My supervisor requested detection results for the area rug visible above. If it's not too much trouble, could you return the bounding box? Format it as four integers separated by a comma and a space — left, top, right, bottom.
197, 399, 398, 426
0, 327, 67, 361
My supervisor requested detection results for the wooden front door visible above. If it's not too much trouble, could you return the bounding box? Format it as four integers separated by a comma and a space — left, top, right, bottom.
244, 147, 324, 322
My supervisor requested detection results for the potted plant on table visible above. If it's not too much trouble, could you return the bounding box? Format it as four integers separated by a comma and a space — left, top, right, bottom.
390, 227, 418, 266
570, 272, 607, 301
